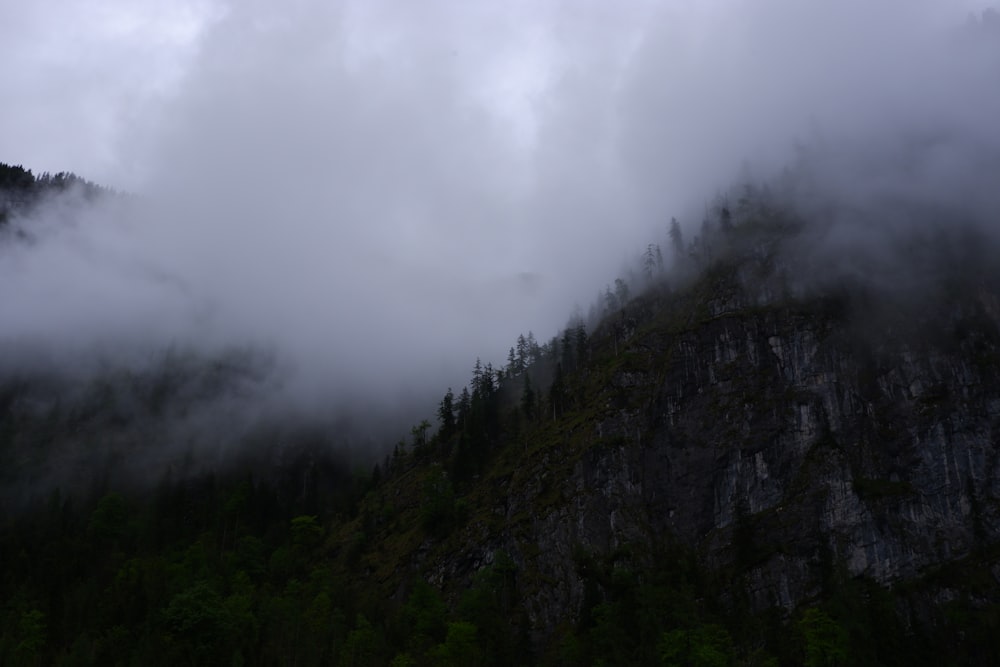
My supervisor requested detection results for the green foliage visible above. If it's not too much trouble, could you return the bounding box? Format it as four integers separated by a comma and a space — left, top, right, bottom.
89, 492, 130, 541
12, 609, 47, 666
796, 608, 849, 667
420, 469, 460, 537
231, 535, 266, 578
438, 388, 457, 439
521, 374, 536, 421
455, 553, 528, 665
401, 580, 448, 652
587, 601, 634, 665
412, 419, 432, 454
429, 621, 481, 667
161, 581, 243, 664
658, 625, 734, 667
290, 515, 324, 550
391, 653, 417, 667
338, 614, 379, 667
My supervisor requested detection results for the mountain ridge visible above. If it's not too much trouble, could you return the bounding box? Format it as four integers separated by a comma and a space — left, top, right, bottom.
3, 165, 1000, 664
319, 199, 1000, 663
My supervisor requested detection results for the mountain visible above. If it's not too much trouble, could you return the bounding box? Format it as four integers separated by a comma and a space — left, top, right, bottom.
2, 168, 1000, 665
327, 202, 1000, 665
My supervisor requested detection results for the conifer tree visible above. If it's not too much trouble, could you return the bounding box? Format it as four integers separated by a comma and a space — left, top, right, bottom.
457, 387, 471, 429
561, 328, 575, 372
437, 388, 456, 439
548, 363, 566, 420
515, 335, 528, 374
614, 278, 630, 307
574, 325, 588, 368
526, 332, 540, 366
604, 285, 617, 312
521, 375, 536, 421
719, 206, 733, 233
643, 244, 657, 280
669, 217, 684, 258
411, 420, 431, 452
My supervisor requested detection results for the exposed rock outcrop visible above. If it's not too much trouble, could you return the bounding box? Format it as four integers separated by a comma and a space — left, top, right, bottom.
420, 253, 1000, 645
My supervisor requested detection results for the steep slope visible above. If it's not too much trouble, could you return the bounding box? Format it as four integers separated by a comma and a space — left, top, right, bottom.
4, 177, 1000, 664
338, 210, 1000, 663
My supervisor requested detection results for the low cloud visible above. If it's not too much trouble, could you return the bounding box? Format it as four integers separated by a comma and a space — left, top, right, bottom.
1, 0, 998, 454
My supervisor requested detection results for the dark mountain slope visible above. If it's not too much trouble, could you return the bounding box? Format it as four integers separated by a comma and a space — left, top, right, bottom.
330, 209, 1000, 664
3, 177, 1000, 664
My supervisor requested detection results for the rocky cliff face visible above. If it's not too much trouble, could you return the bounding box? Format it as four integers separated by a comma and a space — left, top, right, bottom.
413, 232, 1000, 645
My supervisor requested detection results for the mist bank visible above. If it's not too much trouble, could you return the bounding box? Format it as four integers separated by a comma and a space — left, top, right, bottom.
1, 3, 999, 501
0, 341, 440, 510
6, 2, 999, 385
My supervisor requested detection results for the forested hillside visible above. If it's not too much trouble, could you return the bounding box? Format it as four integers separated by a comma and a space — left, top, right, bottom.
3, 161, 1000, 665
1, 163, 109, 221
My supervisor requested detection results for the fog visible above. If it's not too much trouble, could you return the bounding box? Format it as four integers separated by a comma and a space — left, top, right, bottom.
1, 1, 998, 444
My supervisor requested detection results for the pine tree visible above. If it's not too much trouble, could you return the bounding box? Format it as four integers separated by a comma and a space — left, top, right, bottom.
574, 325, 588, 368
515, 335, 528, 374
437, 388, 456, 439
614, 278, 630, 307
604, 285, 617, 313
472, 358, 484, 396
719, 206, 733, 233
480, 363, 496, 398
545, 336, 560, 364
526, 332, 540, 366
561, 328, 575, 372
669, 217, 684, 258
411, 420, 431, 452
457, 387, 471, 430
548, 363, 566, 420
521, 375, 536, 421
643, 244, 657, 280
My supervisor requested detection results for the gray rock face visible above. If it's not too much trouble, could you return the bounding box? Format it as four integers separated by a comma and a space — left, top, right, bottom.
453, 276, 1000, 642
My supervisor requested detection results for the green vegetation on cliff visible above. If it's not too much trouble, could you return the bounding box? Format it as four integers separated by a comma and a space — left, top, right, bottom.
4, 171, 1000, 665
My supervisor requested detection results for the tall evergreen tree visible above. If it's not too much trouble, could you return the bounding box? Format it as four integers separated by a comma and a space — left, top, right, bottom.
561, 328, 575, 372
515, 335, 528, 374
643, 244, 657, 280
526, 332, 540, 366
437, 388, 456, 439
614, 278, 630, 307
521, 375, 536, 421
457, 387, 471, 430
604, 285, 617, 313
669, 217, 684, 258
548, 363, 566, 420
719, 206, 733, 233
574, 325, 588, 368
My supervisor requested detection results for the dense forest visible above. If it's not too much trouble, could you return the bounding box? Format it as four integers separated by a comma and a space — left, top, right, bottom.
1, 163, 110, 219
3, 158, 1000, 665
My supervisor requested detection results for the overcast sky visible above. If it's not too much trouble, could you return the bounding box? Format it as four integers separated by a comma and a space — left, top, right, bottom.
1, 0, 997, 417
